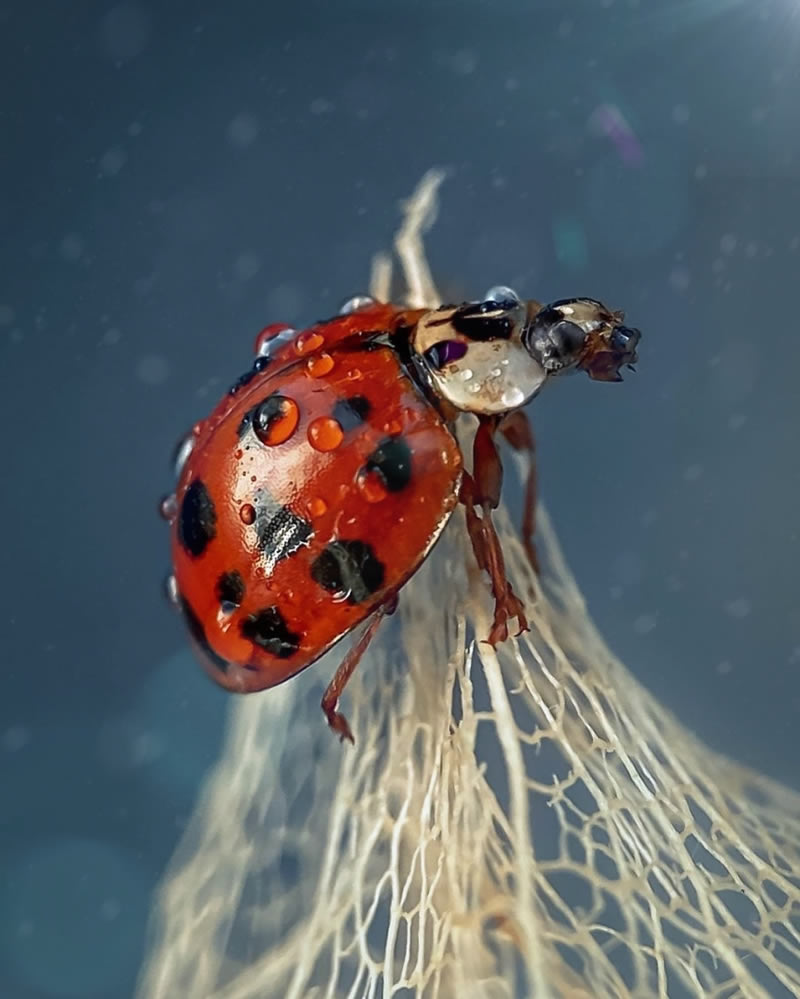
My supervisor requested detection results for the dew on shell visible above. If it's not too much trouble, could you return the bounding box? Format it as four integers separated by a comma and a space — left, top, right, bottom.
294, 331, 324, 355
307, 497, 328, 517
159, 493, 177, 520
308, 416, 344, 452
240, 503, 256, 525
356, 467, 388, 503
307, 352, 335, 378
253, 395, 300, 446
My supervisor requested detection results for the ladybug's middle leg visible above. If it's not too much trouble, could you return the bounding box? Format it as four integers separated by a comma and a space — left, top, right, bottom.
498, 408, 540, 575
460, 417, 528, 646
321, 596, 398, 744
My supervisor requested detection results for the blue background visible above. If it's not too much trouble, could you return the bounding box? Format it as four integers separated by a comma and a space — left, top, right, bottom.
2, 1, 799, 995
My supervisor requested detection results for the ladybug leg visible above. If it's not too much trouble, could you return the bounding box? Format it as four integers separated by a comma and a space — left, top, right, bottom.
321, 596, 397, 744
460, 418, 528, 646
498, 409, 540, 575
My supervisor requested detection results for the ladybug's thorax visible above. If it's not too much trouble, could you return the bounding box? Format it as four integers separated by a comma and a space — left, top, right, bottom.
410, 298, 547, 416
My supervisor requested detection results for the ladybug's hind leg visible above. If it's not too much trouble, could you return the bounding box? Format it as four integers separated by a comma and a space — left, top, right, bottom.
498, 409, 540, 575
321, 597, 397, 744
460, 417, 528, 647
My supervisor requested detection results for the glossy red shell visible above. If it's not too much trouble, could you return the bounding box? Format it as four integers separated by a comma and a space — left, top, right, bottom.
170, 304, 463, 693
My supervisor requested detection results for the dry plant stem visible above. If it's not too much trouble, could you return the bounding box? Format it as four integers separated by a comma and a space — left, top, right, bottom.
137, 171, 800, 999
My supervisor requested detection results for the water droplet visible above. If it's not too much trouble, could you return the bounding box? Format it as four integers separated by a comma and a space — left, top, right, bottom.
307, 497, 328, 518
339, 294, 375, 314
307, 352, 335, 378
345, 367, 363, 382
383, 419, 403, 436
164, 574, 179, 607
459, 368, 474, 381
159, 494, 177, 520
294, 330, 324, 355
356, 467, 388, 503
171, 431, 195, 478
240, 503, 256, 525
308, 416, 344, 452
483, 285, 520, 306
253, 395, 300, 446
500, 386, 526, 408
490, 367, 502, 377
253, 323, 295, 356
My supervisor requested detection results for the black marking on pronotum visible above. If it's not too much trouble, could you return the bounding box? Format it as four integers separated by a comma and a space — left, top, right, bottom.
240, 606, 300, 658
216, 570, 245, 610
179, 596, 230, 673
365, 437, 412, 493
178, 480, 217, 557
252, 489, 313, 574
311, 539, 385, 605
332, 395, 371, 432
429, 301, 515, 342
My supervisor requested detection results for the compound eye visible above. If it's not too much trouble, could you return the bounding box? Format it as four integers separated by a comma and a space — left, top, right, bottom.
548, 319, 586, 362
524, 308, 587, 373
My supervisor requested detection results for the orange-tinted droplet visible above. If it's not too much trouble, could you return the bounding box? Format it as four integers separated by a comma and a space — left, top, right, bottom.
253, 394, 300, 446
356, 468, 388, 504
234, 448, 243, 460
307, 416, 344, 452
383, 418, 403, 436
253, 323, 293, 355
307, 496, 328, 518
306, 352, 335, 378
345, 367, 363, 381
240, 503, 256, 524
294, 330, 324, 355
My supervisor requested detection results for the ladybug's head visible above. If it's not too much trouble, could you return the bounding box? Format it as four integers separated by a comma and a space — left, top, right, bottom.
523, 297, 641, 382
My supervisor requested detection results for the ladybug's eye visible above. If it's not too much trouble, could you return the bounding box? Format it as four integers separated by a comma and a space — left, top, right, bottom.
523, 307, 588, 374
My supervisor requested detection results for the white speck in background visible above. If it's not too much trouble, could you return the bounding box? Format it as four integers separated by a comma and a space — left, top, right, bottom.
136, 354, 169, 385
669, 265, 690, 292
2, 726, 30, 752
227, 112, 259, 149
633, 613, 658, 635
60, 234, 84, 261
99, 3, 150, 63
99, 146, 127, 177
725, 597, 752, 620
233, 252, 261, 282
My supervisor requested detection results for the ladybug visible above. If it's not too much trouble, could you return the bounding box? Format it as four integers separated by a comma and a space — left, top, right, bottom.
161, 288, 640, 742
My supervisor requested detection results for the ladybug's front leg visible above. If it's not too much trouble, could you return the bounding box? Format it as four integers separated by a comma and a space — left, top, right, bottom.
321, 596, 398, 743
460, 417, 528, 646
498, 409, 540, 575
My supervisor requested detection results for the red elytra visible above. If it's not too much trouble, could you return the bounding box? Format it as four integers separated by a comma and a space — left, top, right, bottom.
162, 292, 640, 741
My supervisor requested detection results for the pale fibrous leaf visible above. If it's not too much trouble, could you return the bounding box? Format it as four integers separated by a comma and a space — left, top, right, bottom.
138, 172, 800, 999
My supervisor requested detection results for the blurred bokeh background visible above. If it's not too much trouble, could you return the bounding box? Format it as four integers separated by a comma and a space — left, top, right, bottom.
2, 0, 799, 995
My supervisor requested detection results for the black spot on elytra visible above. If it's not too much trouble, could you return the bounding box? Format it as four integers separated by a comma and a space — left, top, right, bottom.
179, 596, 230, 673
241, 606, 300, 658
332, 395, 371, 431
216, 570, 245, 609
252, 489, 313, 574
178, 480, 217, 557
365, 437, 412, 493
311, 539, 385, 605
431, 301, 514, 342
